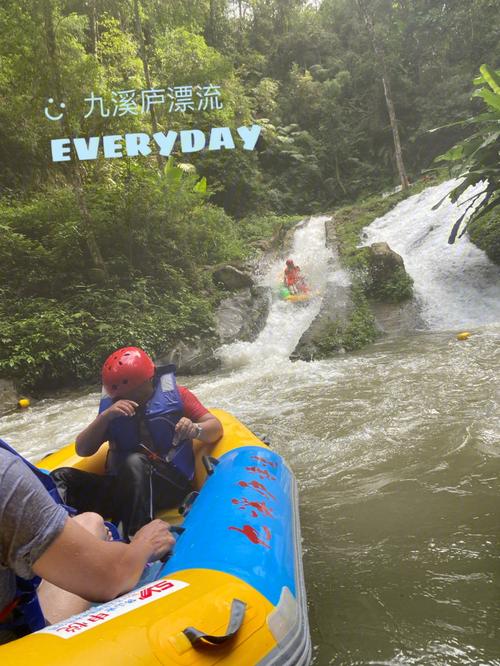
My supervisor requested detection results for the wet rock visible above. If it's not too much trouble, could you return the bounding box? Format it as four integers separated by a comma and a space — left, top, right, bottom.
250, 239, 271, 252
367, 242, 404, 283
280, 222, 301, 251
158, 286, 270, 374
365, 242, 413, 302
325, 217, 337, 245
212, 265, 254, 290
292, 219, 355, 361
0, 378, 19, 416
369, 300, 424, 336
216, 286, 271, 344
157, 339, 221, 376
292, 280, 354, 361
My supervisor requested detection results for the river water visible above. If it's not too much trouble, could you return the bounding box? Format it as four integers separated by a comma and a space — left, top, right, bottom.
1, 183, 499, 665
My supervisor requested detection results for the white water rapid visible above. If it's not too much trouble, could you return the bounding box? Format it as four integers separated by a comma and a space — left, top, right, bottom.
217, 215, 339, 368
361, 179, 500, 330
1, 189, 499, 666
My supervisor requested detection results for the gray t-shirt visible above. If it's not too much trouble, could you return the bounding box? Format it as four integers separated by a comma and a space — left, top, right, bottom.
0, 448, 67, 617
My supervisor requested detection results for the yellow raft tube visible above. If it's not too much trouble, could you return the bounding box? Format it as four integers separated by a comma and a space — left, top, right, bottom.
1, 410, 311, 665
284, 293, 311, 303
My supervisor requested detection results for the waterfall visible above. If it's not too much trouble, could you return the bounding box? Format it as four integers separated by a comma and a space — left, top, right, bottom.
361, 180, 500, 330
216, 215, 339, 368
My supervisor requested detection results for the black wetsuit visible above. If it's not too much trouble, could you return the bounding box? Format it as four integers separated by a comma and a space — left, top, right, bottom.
51, 413, 191, 540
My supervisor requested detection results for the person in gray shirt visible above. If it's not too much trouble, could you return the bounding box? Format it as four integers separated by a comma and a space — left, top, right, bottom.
0, 447, 174, 643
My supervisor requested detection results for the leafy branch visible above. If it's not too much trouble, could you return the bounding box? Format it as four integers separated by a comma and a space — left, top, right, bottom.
432, 64, 500, 244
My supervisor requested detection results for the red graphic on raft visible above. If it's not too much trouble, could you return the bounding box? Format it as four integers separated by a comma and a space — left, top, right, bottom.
245, 465, 276, 481
55, 613, 111, 634
229, 524, 271, 549
139, 580, 174, 600
231, 497, 274, 518
238, 479, 275, 501
251, 455, 278, 469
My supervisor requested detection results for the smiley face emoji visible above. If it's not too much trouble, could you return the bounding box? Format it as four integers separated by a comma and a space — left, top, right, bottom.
44, 98, 66, 121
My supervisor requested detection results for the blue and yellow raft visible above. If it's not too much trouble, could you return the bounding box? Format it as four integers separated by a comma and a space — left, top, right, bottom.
1, 409, 311, 665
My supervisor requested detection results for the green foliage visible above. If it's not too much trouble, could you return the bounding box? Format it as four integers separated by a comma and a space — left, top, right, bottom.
236, 213, 302, 248
3, 0, 498, 207
342, 287, 379, 351
0, 160, 240, 390
197, 148, 265, 218
433, 65, 500, 244
315, 285, 378, 356
366, 266, 414, 303
467, 208, 500, 266
257, 116, 326, 213
0, 190, 84, 298
0, 282, 214, 390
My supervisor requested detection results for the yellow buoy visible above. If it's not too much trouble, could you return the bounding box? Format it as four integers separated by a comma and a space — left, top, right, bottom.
18, 398, 30, 409
457, 332, 471, 341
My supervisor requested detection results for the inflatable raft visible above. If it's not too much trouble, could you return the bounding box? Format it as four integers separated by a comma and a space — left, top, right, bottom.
1, 410, 311, 666
284, 293, 311, 303
278, 286, 312, 304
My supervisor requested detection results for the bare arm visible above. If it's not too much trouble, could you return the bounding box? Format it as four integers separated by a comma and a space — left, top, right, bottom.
196, 413, 223, 444
76, 400, 138, 456
194, 413, 223, 457
33, 517, 173, 602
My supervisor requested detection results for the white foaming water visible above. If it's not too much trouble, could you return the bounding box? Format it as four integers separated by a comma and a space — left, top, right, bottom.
361, 180, 500, 330
217, 215, 335, 369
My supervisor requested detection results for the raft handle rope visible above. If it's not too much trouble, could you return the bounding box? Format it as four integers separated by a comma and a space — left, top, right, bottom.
202, 455, 220, 476
251, 431, 272, 447
169, 525, 185, 536
183, 598, 247, 647
178, 491, 199, 516
158, 525, 185, 563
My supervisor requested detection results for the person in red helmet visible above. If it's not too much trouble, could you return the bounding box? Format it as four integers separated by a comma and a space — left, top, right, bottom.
283, 259, 309, 296
51, 347, 223, 540
293, 265, 309, 294
284, 259, 299, 294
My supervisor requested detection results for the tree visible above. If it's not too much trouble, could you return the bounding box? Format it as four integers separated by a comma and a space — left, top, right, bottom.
40, 0, 107, 274
132, 0, 162, 168
356, 0, 409, 190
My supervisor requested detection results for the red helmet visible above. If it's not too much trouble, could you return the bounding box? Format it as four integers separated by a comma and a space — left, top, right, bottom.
102, 347, 155, 398
286, 258, 294, 266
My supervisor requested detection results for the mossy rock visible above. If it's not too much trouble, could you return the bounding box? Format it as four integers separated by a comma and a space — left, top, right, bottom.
212, 265, 254, 290
315, 286, 379, 357
367, 265, 414, 302
365, 242, 413, 303
468, 209, 500, 265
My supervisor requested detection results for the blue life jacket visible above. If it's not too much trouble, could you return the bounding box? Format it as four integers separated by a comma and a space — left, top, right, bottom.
99, 365, 195, 481
0, 439, 69, 636
0, 439, 65, 506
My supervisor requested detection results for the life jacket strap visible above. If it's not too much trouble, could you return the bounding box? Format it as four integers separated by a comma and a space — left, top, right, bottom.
0, 597, 21, 623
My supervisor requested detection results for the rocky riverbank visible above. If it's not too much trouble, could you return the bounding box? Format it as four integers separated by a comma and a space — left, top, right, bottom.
158, 217, 302, 373
158, 281, 271, 374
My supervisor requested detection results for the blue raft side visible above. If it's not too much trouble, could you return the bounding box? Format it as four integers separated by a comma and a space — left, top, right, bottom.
162, 446, 296, 606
